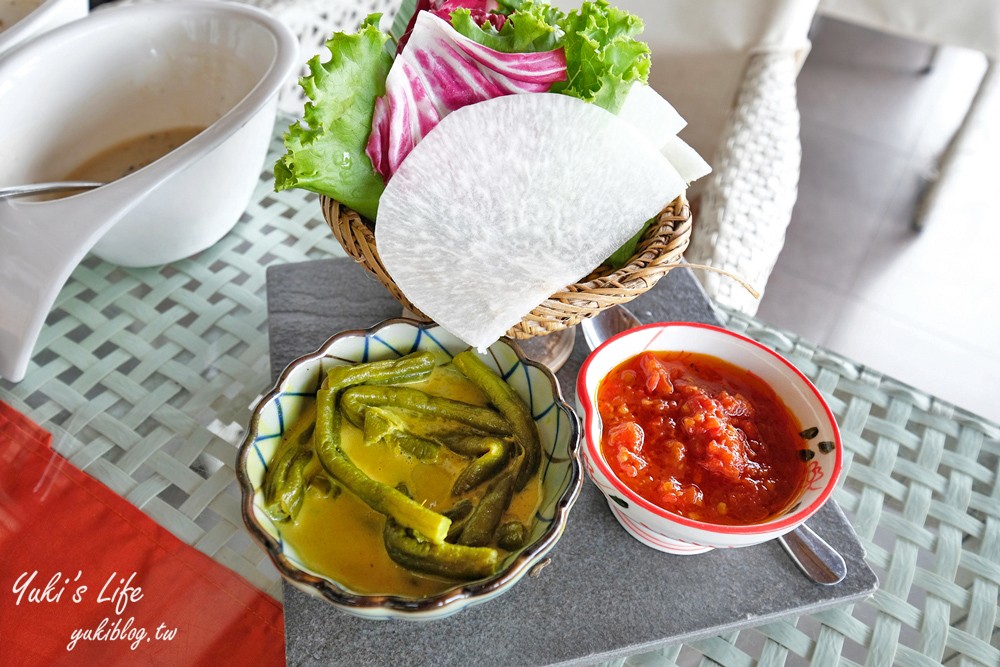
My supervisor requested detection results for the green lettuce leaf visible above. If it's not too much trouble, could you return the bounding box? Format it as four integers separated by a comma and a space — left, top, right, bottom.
556, 1, 654, 265
449, 3, 565, 53
550, 0, 650, 114
604, 217, 655, 269
274, 14, 391, 221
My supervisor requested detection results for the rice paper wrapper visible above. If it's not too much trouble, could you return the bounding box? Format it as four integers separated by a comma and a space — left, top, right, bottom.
376, 93, 686, 350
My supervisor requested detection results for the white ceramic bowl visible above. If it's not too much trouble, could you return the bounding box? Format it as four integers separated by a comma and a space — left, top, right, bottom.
237, 319, 583, 620
0, 0, 87, 55
0, 0, 298, 384
577, 322, 842, 554
0, 0, 297, 266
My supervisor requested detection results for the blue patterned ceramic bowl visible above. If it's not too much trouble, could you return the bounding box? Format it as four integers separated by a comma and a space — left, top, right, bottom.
237, 319, 582, 620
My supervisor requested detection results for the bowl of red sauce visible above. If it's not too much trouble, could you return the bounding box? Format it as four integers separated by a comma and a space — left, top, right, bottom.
576, 322, 841, 554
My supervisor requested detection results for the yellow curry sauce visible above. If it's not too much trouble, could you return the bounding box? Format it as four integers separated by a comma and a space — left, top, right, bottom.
280, 367, 542, 597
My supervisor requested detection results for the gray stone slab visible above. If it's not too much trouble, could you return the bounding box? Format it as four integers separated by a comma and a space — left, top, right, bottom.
266, 258, 878, 667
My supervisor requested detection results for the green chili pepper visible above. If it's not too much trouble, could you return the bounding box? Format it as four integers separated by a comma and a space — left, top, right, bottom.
458, 467, 518, 547
363, 407, 441, 461
451, 437, 510, 495
305, 468, 342, 499
340, 391, 367, 429
323, 351, 437, 392
437, 433, 494, 457
452, 350, 541, 489
313, 388, 451, 544
262, 402, 317, 522
384, 515, 499, 581
444, 499, 475, 543
340, 385, 513, 435
264, 449, 312, 522
496, 521, 529, 551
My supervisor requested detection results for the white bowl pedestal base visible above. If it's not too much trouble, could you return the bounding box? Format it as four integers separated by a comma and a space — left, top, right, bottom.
608, 502, 713, 555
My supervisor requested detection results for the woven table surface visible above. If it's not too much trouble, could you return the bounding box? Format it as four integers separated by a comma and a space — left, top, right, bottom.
2, 116, 997, 665
0, 120, 346, 600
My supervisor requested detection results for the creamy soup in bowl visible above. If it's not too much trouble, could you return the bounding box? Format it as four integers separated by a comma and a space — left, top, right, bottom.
0, 1, 298, 383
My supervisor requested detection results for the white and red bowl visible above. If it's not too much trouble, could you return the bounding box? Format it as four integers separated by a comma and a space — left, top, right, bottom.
576, 322, 842, 554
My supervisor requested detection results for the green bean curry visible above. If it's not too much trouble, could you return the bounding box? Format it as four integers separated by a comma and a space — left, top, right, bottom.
262, 350, 542, 597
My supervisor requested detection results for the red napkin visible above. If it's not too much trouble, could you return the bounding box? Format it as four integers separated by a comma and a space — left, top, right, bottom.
0, 401, 285, 666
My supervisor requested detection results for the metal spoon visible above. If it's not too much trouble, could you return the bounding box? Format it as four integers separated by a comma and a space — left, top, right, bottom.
580, 304, 847, 585
0, 181, 104, 201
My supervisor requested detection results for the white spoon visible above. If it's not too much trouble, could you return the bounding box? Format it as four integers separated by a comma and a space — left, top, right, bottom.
580, 305, 847, 585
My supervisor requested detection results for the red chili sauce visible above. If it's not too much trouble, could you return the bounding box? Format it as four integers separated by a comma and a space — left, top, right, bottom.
597, 351, 806, 525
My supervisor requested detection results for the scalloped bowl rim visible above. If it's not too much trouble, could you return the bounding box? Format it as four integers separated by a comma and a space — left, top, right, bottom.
237, 318, 583, 618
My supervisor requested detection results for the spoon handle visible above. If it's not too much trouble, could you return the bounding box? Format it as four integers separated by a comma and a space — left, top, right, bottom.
777, 524, 847, 585
0, 182, 104, 200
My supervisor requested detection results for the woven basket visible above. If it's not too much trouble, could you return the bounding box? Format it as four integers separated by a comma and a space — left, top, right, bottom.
320, 194, 692, 339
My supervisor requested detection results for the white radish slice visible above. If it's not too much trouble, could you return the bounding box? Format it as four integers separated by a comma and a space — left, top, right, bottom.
617, 81, 687, 144
376, 93, 687, 350
661, 135, 712, 185
617, 82, 710, 185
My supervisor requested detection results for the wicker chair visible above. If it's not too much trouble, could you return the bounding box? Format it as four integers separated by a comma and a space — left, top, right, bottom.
685, 48, 803, 315
248, 0, 811, 316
